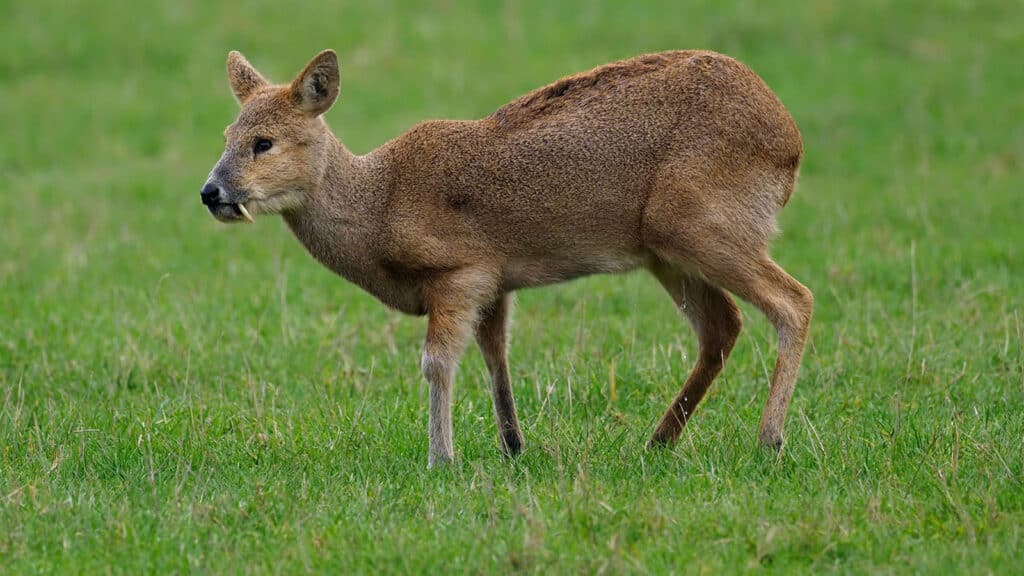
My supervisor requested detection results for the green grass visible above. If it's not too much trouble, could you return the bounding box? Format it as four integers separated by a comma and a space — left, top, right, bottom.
2, 0, 1022, 572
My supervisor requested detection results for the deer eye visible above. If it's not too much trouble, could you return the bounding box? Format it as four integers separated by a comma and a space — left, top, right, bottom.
253, 139, 273, 155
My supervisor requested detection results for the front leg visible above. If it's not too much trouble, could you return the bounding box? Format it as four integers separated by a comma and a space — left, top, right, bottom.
421, 268, 498, 467
476, 294, 524, 456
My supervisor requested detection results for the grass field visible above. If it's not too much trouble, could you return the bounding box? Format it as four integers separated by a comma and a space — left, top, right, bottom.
2, 0, 1023, 573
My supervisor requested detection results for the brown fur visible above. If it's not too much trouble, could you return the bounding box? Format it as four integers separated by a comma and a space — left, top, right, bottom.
204, 49, 812, 466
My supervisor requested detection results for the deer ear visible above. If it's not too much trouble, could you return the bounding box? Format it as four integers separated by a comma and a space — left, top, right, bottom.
290, 50, 340, 116
227, 51, 268, 103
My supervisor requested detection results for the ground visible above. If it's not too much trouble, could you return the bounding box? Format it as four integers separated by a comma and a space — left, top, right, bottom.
1, 0, 1022, 573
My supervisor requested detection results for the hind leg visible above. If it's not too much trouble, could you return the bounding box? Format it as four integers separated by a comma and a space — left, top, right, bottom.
643, 153, 811, 448
722, 257, 813, 449
643, 215, 812, 448
670, 252, 811, 449
647, 261, 743, 447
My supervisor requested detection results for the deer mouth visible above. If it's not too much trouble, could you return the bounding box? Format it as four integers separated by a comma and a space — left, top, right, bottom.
207, 201, 254, 224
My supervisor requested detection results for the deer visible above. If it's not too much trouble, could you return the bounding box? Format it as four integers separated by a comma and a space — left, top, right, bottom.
201, 49, 813, 467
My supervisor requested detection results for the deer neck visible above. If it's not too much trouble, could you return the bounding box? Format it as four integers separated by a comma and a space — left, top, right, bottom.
281, 135, 386, 287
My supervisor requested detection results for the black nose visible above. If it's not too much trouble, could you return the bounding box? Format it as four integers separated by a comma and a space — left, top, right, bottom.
200, 182, 221, 206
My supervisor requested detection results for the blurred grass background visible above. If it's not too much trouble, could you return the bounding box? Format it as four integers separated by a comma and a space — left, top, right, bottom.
1, 0, 1022, 573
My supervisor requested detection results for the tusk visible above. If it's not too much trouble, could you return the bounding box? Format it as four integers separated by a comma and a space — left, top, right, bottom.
237, 203, 254, 223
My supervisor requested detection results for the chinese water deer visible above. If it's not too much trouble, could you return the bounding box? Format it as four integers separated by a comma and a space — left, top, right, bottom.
201, 49, 812, 466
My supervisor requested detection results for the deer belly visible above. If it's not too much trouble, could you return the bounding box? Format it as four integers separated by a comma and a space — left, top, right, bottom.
502, 251, 648, 290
